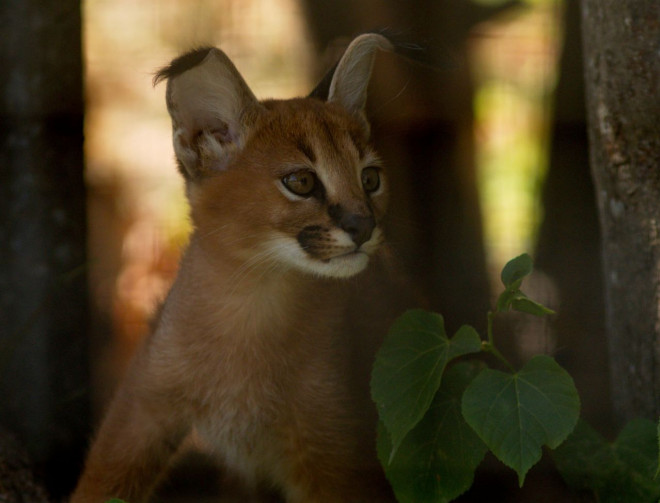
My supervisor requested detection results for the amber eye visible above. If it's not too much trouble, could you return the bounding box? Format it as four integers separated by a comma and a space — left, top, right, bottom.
282, 170, 317, 197
361, 167, 381, 193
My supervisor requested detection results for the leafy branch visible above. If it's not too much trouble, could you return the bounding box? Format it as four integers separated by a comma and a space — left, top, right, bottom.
371, 253, 660, 502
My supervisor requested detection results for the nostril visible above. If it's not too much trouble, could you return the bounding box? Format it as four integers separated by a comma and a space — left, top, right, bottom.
340, 213, 375, 248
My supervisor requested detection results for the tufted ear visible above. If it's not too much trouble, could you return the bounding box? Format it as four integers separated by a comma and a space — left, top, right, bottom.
325, 34, 392, 126
155, 47, 263, 180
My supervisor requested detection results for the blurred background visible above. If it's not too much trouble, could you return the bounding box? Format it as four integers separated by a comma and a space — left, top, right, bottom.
1, 0, 609, 500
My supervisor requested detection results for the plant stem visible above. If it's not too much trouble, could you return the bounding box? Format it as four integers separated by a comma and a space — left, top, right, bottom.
483, 311, 516, 372
487, 311, 495, 346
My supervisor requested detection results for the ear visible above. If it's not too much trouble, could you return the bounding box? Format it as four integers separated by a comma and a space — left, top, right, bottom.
326, 34, 392, 125
156, 48, 263, 180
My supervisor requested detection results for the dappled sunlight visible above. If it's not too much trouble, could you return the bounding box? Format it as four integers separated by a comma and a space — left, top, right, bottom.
84, 0, 312, 396
469, 0, 563, 275
468, 0, 564, 362
84, 0, 566, 401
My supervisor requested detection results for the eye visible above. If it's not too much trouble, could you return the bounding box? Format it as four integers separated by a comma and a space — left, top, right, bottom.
282, 170, 317, 197
361, 166, 381, 193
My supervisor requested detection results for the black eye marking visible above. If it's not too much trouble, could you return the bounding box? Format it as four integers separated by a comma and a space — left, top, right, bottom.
347, 129, 367, 159
282, 170, 317, 197
319, 118, 340, 153
361, 166, 381, 193
296, 138, 316, 163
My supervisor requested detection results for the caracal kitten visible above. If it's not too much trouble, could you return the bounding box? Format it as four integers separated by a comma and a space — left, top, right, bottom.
72, 34, 412, 502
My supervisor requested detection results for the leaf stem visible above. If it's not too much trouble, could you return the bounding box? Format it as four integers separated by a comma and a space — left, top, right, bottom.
487, 311, 495, 345
483, 311, 516, 372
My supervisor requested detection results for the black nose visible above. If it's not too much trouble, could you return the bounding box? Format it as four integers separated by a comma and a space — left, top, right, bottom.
339, 212, 375, 248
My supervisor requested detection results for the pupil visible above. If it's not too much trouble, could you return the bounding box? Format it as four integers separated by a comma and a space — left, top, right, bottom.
363, 168, 379, 191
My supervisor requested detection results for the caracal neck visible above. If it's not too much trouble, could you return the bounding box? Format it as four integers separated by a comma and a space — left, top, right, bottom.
163, 235, 338, 343
182, 233, 319, 294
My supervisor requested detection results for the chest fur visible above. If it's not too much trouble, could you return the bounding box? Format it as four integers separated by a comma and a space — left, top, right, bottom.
151, 273, 348, 470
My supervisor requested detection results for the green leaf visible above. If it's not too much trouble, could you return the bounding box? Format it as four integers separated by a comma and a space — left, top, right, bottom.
510, 293, 555, 316
378, 363, 488, 503
371, 310, 482, 458
461, 355, 580, 486
551, 420, 612, 491
617, 419, 659, 481
496, 290, 555, 316
554, 418, 660, 503
500, 253, 533, 289
495, 288, 517, 312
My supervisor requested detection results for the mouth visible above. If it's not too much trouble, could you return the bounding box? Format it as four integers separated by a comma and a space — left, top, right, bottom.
268, 235, 372, 278
321, 248, 366, 263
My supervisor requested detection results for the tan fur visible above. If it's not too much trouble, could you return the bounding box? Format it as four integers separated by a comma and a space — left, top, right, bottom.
72, 34, 409, 502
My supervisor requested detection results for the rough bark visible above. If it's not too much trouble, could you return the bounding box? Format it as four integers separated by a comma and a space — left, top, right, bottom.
581, 0, 660, 423
0, 0, 89, 496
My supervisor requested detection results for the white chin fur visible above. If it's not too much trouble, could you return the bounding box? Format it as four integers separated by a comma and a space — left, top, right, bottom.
268, 237, 370, 279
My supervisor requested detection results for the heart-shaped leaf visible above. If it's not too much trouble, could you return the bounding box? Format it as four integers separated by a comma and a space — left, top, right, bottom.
500, 253, 533, 289
371, 310, 482, 458
551, 420, 611, 491
461, 355, 580, 485
554, 419, 660, 502
377, 363, 488, 503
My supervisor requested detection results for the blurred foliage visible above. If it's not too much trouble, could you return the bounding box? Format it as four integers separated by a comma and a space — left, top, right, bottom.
469, 1, 563, 272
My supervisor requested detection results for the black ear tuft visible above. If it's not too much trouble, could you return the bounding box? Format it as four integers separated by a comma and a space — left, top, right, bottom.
307, 30, 445, 102
373, 29, 436, 69
153, 47, 215, 86
156, 46, 261, 180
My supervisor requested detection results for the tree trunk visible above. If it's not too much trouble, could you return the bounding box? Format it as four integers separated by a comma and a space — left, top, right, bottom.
0, 0, 89, 497
581, 0, 660, 424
